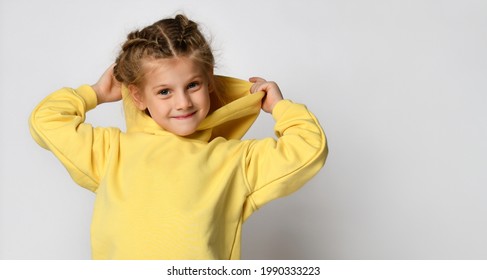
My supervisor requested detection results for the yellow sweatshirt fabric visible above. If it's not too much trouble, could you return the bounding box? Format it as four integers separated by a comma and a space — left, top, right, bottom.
29, 76, 328, 259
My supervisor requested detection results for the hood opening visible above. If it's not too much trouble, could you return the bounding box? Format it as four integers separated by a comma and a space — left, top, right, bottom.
121, 76, 265, 141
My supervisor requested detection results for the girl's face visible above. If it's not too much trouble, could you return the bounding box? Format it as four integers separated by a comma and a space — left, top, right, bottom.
131, 57, 211, 136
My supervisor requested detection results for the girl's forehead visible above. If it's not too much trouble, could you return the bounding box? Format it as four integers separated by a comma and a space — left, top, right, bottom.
143, 57, 201, 73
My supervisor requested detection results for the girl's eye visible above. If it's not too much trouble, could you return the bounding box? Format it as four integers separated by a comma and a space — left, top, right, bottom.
158, 89, 170, 96
188, 82, 199, 89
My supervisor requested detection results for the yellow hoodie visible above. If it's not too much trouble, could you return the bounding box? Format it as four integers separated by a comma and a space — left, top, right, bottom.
29, 76, 328, 259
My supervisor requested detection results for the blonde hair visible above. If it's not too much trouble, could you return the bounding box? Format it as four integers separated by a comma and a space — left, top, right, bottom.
114, 14, 228, 111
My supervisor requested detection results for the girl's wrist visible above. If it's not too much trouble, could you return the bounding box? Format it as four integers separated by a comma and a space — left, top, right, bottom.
91, 84, 104, 104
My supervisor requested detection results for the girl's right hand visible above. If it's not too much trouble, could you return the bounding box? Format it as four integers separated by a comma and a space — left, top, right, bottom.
92, 63, 122, 104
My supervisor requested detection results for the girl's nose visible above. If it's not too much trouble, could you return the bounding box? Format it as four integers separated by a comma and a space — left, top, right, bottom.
174, 91, 193, 110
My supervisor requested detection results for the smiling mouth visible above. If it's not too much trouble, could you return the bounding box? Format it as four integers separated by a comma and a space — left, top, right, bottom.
172, 112, 196, 120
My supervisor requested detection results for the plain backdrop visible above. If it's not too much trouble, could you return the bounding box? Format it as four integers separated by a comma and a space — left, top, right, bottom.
1, 0, 486, 259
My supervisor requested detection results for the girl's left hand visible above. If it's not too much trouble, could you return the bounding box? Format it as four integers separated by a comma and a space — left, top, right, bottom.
249, 77, 284, 113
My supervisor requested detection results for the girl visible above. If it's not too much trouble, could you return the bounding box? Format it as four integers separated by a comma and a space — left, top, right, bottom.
29, 14, 328, 259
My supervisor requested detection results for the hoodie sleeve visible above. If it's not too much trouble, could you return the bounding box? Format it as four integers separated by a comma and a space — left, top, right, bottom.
242, 100, 328, 219
29, 85, 118, 192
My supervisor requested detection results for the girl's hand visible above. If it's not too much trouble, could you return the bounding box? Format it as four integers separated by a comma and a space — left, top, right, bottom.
249, 77, 284, 113
92, 63, 122, 104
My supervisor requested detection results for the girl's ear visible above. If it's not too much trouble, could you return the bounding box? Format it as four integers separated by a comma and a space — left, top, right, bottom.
128, 84, 147, 110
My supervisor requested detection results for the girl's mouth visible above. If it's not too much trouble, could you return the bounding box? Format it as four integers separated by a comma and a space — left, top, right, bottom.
172, 111, 196, 120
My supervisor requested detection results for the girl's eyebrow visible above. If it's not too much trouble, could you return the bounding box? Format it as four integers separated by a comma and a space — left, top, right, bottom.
186, 74, 204, 82
152, 83, 169, 90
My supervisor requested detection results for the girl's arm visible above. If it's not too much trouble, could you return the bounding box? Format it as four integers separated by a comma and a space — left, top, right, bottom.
29, 66, 122, 192
242, 78, 328, 219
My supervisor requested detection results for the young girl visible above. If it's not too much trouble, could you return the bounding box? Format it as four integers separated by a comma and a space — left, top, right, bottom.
29, 14, 328, 259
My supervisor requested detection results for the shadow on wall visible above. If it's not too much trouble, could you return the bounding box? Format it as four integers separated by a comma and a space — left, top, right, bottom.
241, 179, 329, 259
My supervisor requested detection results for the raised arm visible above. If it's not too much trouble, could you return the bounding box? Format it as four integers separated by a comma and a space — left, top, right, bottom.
242, 78, 328, 219
29, 65, 122, 192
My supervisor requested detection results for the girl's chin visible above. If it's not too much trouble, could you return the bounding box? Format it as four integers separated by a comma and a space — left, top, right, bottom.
166, 125, 199, 136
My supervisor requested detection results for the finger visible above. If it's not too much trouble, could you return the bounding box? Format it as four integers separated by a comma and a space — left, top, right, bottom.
104, 63, 116, 75
250, 82, 268, 94
249, 77, 266, 83
250, 83, 258, 93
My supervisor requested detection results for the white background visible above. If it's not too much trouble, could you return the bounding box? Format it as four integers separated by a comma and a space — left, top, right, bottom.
1, 0, 486, 259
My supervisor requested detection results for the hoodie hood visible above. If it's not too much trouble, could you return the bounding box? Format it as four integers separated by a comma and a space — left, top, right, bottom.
121, 76, 265, 141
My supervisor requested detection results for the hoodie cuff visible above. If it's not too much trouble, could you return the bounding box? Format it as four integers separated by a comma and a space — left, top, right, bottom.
75, 85, 98, 111
271, 99, 293, 121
